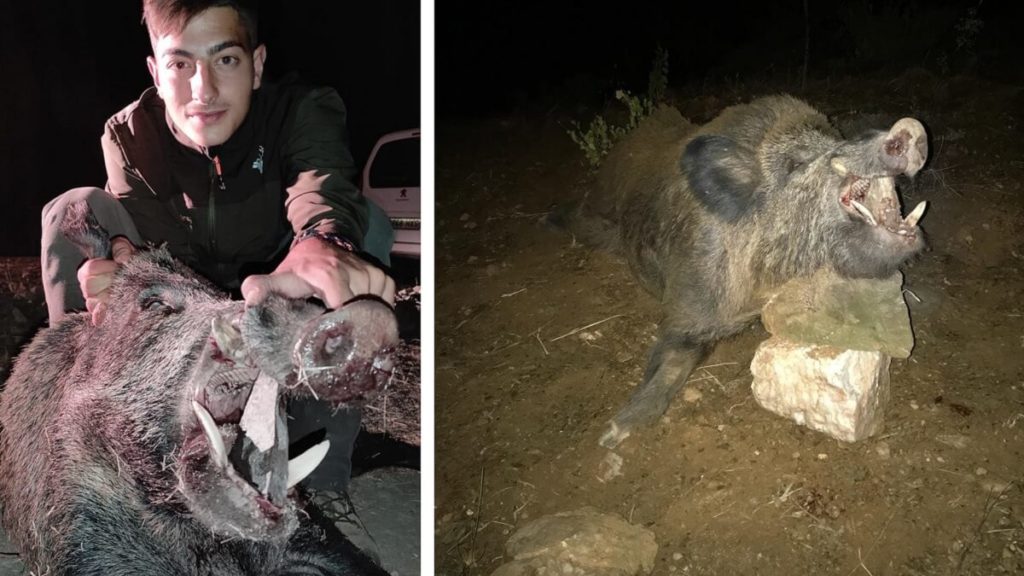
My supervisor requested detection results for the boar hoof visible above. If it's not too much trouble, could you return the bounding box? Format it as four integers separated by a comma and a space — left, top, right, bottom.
599, 421, 631, 449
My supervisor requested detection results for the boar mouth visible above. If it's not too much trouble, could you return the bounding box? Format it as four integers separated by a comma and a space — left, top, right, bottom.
838, 173, 926, 240
177, 354, 321, 541
175, 299, 399, 541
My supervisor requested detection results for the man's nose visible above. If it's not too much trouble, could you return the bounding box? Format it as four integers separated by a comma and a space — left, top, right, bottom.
190, 61, 217, 104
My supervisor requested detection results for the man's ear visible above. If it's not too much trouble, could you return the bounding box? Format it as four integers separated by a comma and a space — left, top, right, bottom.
252, 44, 267, 90
146, 55, 161, 91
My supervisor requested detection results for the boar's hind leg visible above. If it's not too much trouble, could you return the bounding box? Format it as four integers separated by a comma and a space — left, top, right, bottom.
599, 333, 711, 449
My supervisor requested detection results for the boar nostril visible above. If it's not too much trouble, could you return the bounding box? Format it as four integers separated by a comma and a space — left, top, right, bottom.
885, 132, 908, 157
324, 333, 351, 357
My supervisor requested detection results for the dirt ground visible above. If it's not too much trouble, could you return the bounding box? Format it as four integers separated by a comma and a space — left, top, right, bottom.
435, 70, 1024, 575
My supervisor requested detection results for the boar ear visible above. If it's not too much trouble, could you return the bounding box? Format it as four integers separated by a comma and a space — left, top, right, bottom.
682, 135, 761, 222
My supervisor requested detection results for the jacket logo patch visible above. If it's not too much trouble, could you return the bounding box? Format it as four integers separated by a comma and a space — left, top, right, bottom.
252, 145, 265, 174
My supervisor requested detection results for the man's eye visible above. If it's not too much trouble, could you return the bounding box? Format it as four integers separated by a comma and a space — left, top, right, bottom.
218, 56, 239, 66
168, 61, 190, 71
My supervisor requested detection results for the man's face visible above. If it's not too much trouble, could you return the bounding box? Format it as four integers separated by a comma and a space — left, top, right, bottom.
147, 6, 266, 149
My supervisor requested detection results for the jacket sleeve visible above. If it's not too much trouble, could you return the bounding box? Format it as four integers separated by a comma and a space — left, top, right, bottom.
100, 117, 192, 256
281, 87, 369, 249
101, 120, 141, 197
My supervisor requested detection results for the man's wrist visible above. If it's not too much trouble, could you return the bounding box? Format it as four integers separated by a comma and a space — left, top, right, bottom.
291, 228, 358, 253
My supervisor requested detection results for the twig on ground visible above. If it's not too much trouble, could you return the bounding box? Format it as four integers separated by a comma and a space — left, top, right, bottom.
549, 314, 624, 342
697, 362, 739, 370
856, 548, 875, 576
534, 330, 549, 356
464, 465, 487, 570
845, 510, 896, 576
727, 397, 752, 415
513, 496, 533, 523
956, 481, 1016, 574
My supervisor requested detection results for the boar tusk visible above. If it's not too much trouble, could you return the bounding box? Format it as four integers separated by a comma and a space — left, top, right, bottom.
287, 439, 330, 489
904, 201, 927, 228
850, 200, 878, 226
191, 400, 229, 469
211, 316, 247, 364
830, 157, 848, 176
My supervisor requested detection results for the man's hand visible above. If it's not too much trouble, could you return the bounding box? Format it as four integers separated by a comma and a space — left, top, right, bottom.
240, 237, 395, 309
77, 237, 136, 326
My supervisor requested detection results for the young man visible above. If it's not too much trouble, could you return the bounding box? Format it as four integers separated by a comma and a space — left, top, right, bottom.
43, 0, 395, 326
39, 0, 396, 556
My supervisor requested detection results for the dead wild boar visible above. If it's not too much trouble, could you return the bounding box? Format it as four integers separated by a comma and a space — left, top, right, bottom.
560, 95, 928, 448
0, 201, 399, 575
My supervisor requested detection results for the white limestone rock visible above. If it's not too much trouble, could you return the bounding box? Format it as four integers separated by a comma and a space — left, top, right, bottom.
750, 337, 891, 442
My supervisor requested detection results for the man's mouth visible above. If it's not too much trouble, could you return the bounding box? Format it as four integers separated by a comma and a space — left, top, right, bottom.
189, 110, 227, 125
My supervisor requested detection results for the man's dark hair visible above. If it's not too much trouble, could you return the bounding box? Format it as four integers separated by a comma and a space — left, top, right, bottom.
142, 0, 259, 51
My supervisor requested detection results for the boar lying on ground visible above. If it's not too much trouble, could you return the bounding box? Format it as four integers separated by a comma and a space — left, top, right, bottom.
560, 95, 928, 449
0, 202, 399, 575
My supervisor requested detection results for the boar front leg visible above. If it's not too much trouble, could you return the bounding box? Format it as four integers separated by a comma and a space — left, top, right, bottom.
600, 278, 753, 449
600, 331, 711, 449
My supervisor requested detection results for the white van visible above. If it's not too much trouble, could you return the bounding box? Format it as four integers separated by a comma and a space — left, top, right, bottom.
362, 129, 420, 258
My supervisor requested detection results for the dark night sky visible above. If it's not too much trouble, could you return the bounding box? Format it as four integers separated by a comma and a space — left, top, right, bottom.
2, 1, 1022, 256
0, 0, 419, 256
437, 0, 1023, 117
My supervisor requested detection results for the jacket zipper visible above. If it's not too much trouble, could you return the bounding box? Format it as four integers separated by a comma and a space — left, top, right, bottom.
209, 156, 226, 256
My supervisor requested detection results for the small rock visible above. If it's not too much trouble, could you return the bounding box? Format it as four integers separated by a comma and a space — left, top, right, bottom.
980, 479, 1012, 494
490, 507, 658, 576
598, 452, 623, 483
875, 441, 891, 459
935, 433, 970, 449
975, 467, 988, 476
460, 213, 470, 221
850, 466, 870, 482
465, 221, 478, 230
672, 552, 683, 561
817, 453, 829, 460
683, 388, 703, 403
614, 351, 634, 363
467, 256, 478, 264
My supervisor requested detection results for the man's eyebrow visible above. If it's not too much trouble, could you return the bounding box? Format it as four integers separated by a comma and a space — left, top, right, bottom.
163, 47, 195, 59
161, 41, 245, 59
207, 40, 245, 56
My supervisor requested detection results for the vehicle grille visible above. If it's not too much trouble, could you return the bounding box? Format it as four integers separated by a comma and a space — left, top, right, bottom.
390, 218, 420, 231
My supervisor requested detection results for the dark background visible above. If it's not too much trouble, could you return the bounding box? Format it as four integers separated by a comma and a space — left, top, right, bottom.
0, 0, 420, 256
437, 0, 1022, 117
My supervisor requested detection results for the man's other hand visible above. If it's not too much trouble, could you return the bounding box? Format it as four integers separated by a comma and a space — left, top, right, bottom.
240, 237, 395, 309
77, 236, 136, 326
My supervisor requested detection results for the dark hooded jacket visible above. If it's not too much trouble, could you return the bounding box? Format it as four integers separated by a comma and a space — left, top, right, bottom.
101, 77, 368, 289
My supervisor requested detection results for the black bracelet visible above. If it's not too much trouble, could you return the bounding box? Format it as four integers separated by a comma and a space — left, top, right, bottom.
292, 228, 357, 253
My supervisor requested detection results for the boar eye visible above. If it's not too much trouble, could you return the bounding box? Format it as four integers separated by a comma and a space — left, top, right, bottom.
139, 287, 181, 315
142, 296, 166, 311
